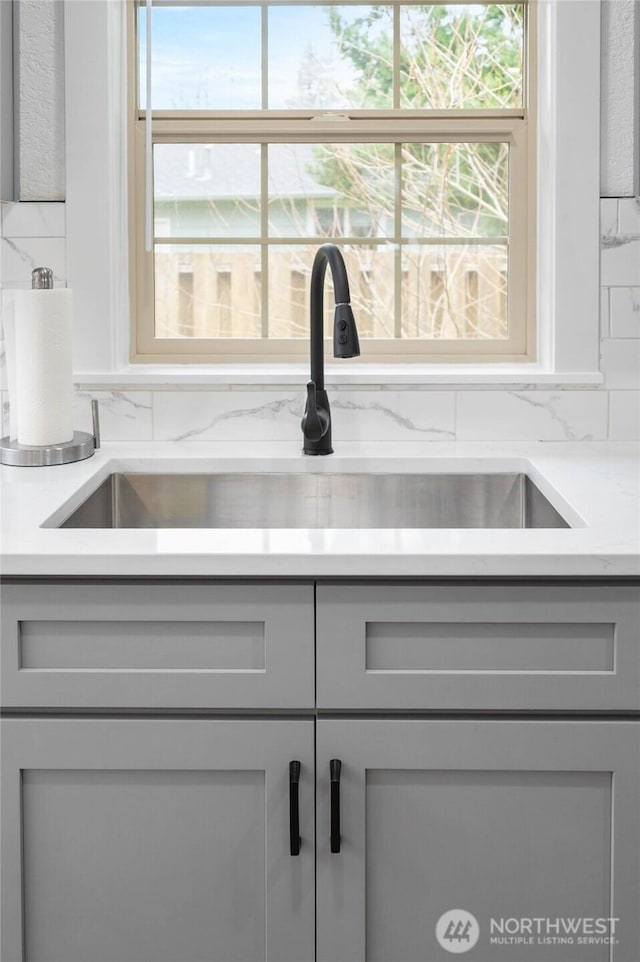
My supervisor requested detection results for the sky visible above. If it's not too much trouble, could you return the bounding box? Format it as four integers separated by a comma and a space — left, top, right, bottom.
138, 5, 371, 110
138, 4, 522, 111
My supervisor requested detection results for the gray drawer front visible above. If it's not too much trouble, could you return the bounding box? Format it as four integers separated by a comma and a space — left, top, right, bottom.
2, 583, 314, 709
316, 584, 640, 710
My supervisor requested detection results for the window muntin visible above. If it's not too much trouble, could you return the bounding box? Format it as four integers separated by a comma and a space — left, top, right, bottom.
131, 1, 533, 362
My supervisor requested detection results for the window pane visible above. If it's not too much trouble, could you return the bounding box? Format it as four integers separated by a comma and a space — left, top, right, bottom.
139, 6, 261, 110
401, 245, 508, 339
401, 142, 509, 238
154, 145, 261, 238
155, 245, 262, 338
268, 144, 394, 239
139, 3, 523, 112
400, 4, 524, 109
344, 247, 396, 338
268, 245, 395, 339
269, 247, 318, 338
268, 6, 391, 109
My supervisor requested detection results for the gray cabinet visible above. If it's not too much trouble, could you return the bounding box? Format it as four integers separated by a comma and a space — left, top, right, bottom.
316, 583, 640, 711
1, 582, 314, 709
1, 579, 639, 962
1, 717, 315, 962
316, 718, 640, 962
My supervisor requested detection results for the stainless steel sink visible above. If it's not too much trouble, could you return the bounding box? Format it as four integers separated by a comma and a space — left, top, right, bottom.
57, 473, 570, 529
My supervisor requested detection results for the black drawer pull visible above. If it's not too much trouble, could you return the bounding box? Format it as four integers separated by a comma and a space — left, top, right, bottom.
289, 760, 301, 856
330, 758, 342, 853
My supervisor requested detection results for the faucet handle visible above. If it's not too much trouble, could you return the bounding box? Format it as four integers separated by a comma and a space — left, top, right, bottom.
302, 380, 329, 442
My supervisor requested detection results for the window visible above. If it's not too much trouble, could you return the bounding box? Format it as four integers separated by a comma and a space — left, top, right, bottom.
129, 1, 535, 362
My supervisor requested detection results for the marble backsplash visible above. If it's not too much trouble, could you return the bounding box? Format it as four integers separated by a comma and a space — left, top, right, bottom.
62, 387, 612, 445
1, 198, 639, 443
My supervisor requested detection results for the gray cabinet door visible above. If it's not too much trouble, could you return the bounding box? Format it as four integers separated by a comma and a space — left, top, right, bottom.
1, 582, 314, 709
316, 719, 640, 962
1, 718, 315, 962
316, 583, 640, 711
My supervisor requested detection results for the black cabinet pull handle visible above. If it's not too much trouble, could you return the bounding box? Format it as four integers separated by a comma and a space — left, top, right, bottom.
289, 760, 301, 856
330, 758, 342, 853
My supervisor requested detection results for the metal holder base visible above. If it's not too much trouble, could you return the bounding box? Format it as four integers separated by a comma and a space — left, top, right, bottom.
0, 431, 97, 467
0, 400, 101, 467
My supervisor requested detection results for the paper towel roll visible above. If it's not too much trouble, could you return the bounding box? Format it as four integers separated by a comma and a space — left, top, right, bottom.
14, 289, 74, 446
1, 290, 18, 438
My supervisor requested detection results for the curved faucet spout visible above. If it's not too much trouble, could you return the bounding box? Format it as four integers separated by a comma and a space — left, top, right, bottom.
309, 244, 359, 391
302, 244, 360, 456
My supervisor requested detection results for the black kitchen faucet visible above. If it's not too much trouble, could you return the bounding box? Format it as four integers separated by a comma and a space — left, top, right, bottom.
301, 244, 360, 455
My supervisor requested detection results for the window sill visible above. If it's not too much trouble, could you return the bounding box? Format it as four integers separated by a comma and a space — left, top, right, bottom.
74, 364, 604, 390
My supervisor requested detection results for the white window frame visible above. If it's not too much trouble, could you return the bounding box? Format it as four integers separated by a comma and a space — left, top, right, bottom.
64, 0, 602, 384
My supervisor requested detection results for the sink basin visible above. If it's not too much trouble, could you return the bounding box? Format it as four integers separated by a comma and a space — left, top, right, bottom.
57, 472, 570, 529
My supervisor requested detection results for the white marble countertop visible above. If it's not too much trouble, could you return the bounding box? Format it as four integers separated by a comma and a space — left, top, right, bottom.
1, 441, 638, 578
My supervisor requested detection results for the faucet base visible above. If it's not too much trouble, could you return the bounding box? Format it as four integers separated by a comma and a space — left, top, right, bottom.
302, 388, 333, 455
302, 446, 334, 456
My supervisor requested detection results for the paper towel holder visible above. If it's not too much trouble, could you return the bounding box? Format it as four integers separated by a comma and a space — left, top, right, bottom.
0, 399, 101, 467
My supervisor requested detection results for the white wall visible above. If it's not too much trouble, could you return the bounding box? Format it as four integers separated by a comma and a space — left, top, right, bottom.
0, 1, 638, 443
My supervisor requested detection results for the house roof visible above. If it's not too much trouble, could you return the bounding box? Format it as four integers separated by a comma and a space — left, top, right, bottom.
154, 143, 336, 201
